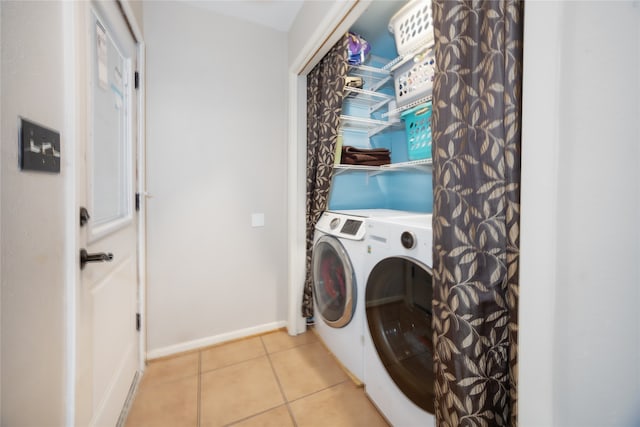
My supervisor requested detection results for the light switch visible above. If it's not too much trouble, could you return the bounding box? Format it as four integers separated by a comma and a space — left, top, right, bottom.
251, 213, 265, 227
20, 118, 61, 173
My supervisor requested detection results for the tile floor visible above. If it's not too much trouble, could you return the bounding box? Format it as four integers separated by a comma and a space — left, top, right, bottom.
125, 329, 389, 427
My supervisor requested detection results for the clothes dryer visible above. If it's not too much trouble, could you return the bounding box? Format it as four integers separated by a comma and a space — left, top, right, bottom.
312, 209, 418, 383
363, 214, 436, 426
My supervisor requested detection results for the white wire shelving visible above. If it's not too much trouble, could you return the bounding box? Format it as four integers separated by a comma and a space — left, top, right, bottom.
333, 158, 432, 176
336, 43, 436, 176
339, 115, 402, 138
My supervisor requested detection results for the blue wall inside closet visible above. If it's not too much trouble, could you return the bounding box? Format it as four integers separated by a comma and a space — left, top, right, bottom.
328, 8, 433, 213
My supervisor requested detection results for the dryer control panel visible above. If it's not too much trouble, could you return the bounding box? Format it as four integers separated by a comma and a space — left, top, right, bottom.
341, 219, 363, 236
315, 212, 366, 240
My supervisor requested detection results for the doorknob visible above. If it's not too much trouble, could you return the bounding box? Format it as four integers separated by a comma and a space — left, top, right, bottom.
80, 249, 114, 269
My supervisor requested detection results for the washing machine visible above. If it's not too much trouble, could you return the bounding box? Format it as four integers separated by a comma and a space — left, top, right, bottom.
312, 209, 419, 383
363, 214, 436, 426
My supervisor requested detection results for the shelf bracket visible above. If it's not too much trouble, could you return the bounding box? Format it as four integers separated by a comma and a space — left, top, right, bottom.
370, 98, 392, 115
370, 75, 392, 92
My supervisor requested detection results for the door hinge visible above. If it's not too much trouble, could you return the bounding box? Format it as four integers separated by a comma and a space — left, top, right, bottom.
134, 71, 140, 90
136, 313, 141, 331
135, 192, 140, 211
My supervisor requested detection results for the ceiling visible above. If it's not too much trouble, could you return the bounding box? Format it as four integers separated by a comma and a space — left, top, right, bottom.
180, 0, 305, 32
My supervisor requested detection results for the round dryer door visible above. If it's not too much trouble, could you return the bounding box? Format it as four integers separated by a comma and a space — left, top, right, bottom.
312, 235, 356, 328
365, 256, 435, 413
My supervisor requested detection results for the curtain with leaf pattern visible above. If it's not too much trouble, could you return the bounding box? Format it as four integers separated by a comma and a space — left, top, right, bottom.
301, 36, 349, 318
431, 1, 523, 425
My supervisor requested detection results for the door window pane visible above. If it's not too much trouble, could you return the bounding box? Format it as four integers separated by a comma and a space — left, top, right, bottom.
90, 15, 131, 238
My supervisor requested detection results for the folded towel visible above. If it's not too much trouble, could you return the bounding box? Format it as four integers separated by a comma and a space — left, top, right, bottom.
342, 146, 390, 155
342, 152, 390, 163
342, 158, 390, 166
341, 145, 391, 166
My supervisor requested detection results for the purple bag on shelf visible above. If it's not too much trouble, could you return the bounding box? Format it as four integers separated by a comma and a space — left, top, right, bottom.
347, 32, 371, 65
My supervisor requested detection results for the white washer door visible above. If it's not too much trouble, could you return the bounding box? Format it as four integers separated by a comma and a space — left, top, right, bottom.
312, 235, 356, 328
365, 256, 435, 413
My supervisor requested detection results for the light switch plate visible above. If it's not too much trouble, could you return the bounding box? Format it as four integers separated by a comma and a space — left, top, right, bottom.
20, 118, 61, 173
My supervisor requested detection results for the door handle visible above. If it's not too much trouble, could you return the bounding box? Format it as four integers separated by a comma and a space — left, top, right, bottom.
80, 249, 114, 269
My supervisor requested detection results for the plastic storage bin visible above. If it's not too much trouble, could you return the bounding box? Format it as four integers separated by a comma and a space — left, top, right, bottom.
393, 48, 435, 108
401, 102, 432, 161
388, 0, 434, 56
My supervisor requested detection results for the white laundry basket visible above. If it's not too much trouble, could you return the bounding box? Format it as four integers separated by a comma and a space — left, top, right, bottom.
388, 0, 434, 56
392, 48, 435, 107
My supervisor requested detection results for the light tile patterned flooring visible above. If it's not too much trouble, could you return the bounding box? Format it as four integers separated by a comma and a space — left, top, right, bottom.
125, 329, 389, 427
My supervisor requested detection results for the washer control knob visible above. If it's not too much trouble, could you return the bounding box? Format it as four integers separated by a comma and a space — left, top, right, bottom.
330, 218, 340, 230
401, 231, 416, 249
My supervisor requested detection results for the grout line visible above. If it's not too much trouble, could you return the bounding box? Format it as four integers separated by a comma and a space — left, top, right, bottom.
265, 339, 319, 356
146, 327, 288, 363
222, 403, 288, 427
285, 378, 352, 405
199, 353, 266, 377
197, 351, 202, 427
261, 336, 299, 427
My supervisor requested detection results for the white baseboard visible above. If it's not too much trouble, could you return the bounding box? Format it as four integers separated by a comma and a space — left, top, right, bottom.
145, 320, 288, 360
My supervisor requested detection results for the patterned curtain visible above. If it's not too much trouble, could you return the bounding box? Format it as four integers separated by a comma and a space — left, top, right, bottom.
301, 36, 349, 318
431, 1, 523, 426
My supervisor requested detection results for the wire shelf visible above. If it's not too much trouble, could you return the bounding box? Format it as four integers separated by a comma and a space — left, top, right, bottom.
333, 158, 432, 176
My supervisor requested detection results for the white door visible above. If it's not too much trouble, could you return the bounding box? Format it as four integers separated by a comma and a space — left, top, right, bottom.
78, 2, 139, 425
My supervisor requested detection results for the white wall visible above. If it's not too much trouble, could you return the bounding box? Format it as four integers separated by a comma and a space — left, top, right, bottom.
1, 1, 67, 425
520, 2, 640, 426
127, 0, 144, 35
288, 0, 341, 70
144, 1, 288, 357
287, 0, 363, 73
